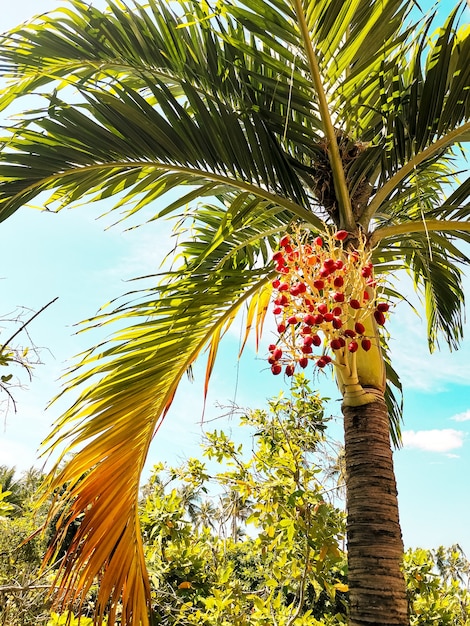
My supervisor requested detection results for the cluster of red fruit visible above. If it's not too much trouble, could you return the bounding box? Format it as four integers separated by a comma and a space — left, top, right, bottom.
268, 230, 390, 376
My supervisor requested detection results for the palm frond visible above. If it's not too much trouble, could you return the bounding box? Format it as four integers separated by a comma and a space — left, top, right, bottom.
375, 232, 468, 352
0, 83, 319, 224
360, 10, 470, 225
383, 348, 404, 449
412, 241, 466, 352
42, 261, 271, 623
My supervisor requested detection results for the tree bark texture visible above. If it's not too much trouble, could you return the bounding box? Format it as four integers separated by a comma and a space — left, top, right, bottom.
343, 394, 409, 625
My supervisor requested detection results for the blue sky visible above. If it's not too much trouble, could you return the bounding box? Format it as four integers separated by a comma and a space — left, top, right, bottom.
1, 0, 470, 556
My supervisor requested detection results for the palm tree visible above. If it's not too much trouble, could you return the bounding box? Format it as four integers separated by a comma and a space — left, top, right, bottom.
0, 466, 45, 516
0, 0, 469, 623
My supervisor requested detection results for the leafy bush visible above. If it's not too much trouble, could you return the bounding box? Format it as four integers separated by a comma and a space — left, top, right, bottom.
141, 375, 348, 625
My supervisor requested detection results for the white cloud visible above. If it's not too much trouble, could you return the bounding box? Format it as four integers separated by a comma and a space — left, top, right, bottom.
402, 429, 465, 453
451, 409, 470, 422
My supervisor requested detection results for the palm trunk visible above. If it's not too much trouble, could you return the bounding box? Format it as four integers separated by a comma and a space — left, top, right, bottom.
342, 394, 409, 625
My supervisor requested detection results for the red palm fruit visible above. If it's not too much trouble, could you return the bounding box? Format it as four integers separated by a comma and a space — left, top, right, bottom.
304, 244, 313, 255
299, 357, 309, 368
303, 313, 316, 326
301, 326, 312, 335
361, 265, 372, 278
316, 357, 327, 368
324, 258, 336, 269
335, 259, 345, 270
338, 337, 346, 348
363, 290, 370, 300
271, 364, 282, 375
268, 355, 277, 364
279, 235, 290, 247
273, 348, 283, 360
290, 285, 300, 296
311, 335, 322, 347
301, 345, 313, 354
323, 355, 332, 364
287, 315, 298, 324
273, 307, 282, 315
284, 244, 293, 253
377, 302, 390, 312
317, 303, 328, 314
355, 321, 366, 334
349, 299, 361, 309
279, 266, 289, 274
280, 294, 289, 306
272, 251, 284, 261
319, 267, 331, 278
332, 317, 342, 329
285, 364, 295, 376
348, 341, 359, 353
333, 292, 345, 303
303, 335, 314, 346
277, 323, 286, 333
297, 282, 307, 293
324, 312, 334, 322
278, 283, 289, 291
334, 276, 344, 288
334, 230, 349, 241
332, 306, 342, 316
268, 343, 277, 351
349, 251, 359, 263
272, 279, 280, 288
313, 279, 325, 290
374, 310, 386, 325
312, 314, 324, 325
344, 329, 356, 338
361, 338, 372, 351
330, 338, 342, 350
314, 236, 323, 247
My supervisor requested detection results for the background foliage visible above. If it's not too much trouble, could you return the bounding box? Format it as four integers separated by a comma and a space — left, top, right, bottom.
1, 377, 470, 624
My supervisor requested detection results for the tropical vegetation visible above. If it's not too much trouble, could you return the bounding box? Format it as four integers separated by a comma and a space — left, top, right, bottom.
2, 383, 470, 625
0, 0, 470, 624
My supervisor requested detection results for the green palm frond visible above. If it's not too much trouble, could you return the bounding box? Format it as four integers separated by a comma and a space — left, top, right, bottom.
0, 0, 319, 142
409, 237, 467, 352
432, 170, 470, 221
0, 84, 318, 224
374, 230, 469, 352
175, 198, 288, 270
383, 348, 404, 449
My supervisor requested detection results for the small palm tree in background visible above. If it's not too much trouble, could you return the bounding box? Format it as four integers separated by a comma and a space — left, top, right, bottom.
0, 1, 470, 624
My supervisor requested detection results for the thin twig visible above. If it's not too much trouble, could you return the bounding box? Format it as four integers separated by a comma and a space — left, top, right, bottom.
0, 297, 58, 352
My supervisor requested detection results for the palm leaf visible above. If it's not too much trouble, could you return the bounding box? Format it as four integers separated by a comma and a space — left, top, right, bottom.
374, 230, 469, 351
42, 261, 272, 622
0, 84, 320, 224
